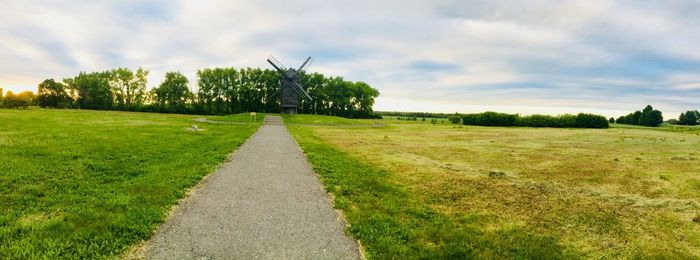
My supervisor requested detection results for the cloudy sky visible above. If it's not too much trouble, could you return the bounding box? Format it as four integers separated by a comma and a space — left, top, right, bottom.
1, 0, 699, 117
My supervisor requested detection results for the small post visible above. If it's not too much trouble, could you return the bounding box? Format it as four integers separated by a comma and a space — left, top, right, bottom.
250, 112, 257, 122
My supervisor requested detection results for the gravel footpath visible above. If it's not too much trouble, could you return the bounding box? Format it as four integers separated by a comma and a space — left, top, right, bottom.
144, 116, 360, 259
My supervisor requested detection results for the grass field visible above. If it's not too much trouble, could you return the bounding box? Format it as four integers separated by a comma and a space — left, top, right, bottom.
287, 115, 700, 258
0, 109, 261, 258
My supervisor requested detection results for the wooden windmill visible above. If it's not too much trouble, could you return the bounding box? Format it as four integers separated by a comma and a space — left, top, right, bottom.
267, 56, 313, 114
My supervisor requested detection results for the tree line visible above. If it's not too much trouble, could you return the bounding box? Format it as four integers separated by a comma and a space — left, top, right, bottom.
614, 105, 664, 127
0, 88, 35, 109
676, 110, 699, 126
377, 111, 455, 118
195, 68, 380, 118
461, 112, 610, 128
27, 67, 380, 118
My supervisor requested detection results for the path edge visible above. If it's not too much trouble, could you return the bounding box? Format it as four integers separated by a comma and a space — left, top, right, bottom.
284, 120, 368, 260
120, 120, 264, 260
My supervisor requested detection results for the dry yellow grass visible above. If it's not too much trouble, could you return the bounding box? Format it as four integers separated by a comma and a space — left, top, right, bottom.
304, 120, 700, 258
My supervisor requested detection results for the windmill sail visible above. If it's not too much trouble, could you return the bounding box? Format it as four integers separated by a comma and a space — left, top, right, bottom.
267, 55, 287, 74
297, 57, 314, 72
294, 82, 313, 101
267, 55, 313, 114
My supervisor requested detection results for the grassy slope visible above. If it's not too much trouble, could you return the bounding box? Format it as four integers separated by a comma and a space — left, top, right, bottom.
0, 109, 261, 258
288, 115, 700, 258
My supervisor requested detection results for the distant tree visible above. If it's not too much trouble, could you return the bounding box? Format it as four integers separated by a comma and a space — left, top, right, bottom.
3, 91, 32, 108
153, 72, 192, 113
616, 105, 663, 127
609, 117, 615, 124
632, 110, 643, 125
131, 68, 149, 108
34, 66, 381, 117
448, 113, 462, 124
2, 91, 15, 108
639, 105, 657, 126
678, 110, 699, 126
37, 79, 72, 108
645, 109, 663, 127
68, 71, 113, 110
17, 91, 35, 106
108, 67, 149, 110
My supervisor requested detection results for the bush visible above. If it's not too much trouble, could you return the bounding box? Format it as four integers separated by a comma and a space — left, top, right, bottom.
462, 112, 609, 128
447, 113, 462, 124
2, 91, 32, 109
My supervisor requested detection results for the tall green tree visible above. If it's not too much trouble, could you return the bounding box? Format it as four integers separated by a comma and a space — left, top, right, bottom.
37, 79, 72, 108
109, 68, 132, 109
679, 110, 699, 125
40, 66, 380, 117
639, 105, 663, 127
617, 105, 663, 127
108, 67, 149, 110
68, 71, 113, 110
130, 68, 149, 109
154, 72, 192, 113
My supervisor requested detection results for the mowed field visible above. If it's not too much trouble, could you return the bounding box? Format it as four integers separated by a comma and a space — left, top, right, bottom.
286, 115, 700, 258
0, 109, 262, 258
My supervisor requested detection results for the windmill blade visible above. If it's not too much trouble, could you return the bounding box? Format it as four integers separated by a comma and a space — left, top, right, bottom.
297, 57, 314, 72
267, 55, 287, 75
294, 82, 313, 101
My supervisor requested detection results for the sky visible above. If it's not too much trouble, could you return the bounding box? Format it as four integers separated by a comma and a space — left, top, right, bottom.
1, 0, 699, 118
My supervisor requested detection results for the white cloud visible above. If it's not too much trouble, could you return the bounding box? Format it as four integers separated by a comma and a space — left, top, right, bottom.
0, 0, 699, 116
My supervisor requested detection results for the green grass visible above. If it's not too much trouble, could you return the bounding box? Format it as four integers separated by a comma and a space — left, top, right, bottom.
283, 114, 376, 125
204, 112, 266, 123
612, 123, 700, 133
0, 108, 261, 258
288, 114, 700, 258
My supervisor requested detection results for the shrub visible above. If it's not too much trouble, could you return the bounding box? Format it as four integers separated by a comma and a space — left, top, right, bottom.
447, 113, 462, 124
2, 91, 32, 109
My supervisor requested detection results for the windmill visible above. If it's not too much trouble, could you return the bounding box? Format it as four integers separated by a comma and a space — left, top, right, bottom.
267, 55, 313, 114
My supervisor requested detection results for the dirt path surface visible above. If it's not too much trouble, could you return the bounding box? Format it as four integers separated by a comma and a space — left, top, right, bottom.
144, 116, 360, 259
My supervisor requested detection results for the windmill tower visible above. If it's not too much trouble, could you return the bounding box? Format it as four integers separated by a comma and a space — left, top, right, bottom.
267, 56, 313, 114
